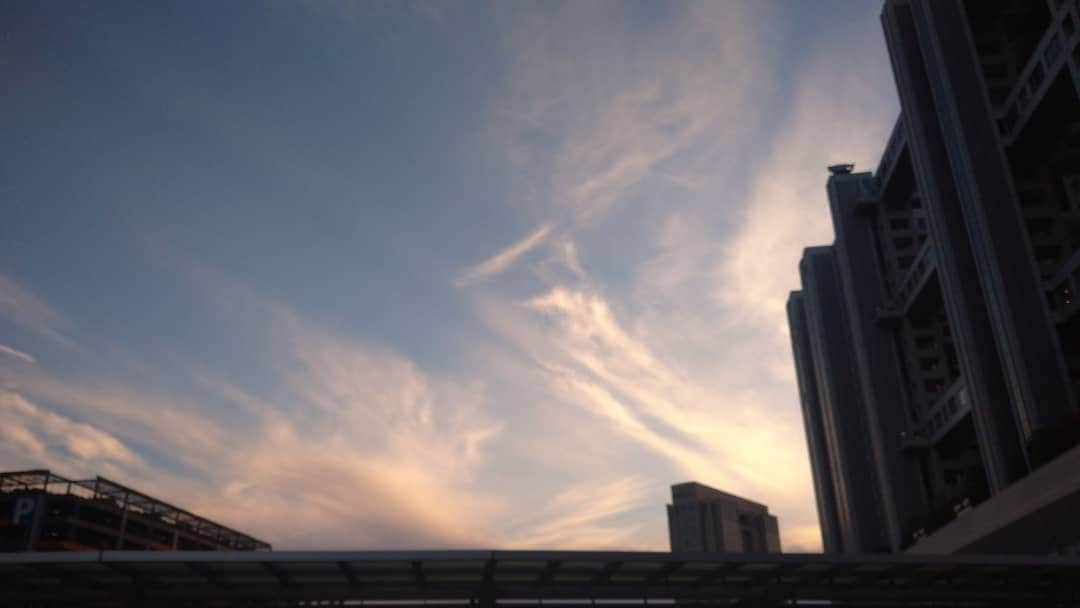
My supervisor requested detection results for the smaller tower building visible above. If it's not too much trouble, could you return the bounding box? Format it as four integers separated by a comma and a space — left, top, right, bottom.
666, 482, 781, 553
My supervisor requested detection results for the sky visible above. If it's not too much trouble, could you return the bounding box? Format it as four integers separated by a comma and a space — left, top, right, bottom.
0, 0, 899, 552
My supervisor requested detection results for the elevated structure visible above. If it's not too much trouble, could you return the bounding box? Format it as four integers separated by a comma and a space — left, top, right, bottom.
666, 482, 780, 553
789, 0, 1080, 554
0, 470, 270, 552
2, 550, 1079, 607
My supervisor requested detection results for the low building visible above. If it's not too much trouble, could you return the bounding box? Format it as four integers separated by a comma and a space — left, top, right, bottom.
666, 482, 781, 553
0, 469, 270, 552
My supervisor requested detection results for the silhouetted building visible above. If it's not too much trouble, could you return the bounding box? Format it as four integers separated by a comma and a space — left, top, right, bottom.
790, 251, 889, 554
666, 482, 781, 553
0, 470, 270, 552
789, 0, 1080, 555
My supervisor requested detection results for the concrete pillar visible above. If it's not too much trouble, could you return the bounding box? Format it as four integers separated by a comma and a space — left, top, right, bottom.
906, 0, 1077, 465
787, 292, 843, 553
882, 0, 1030, 493
800, 247, 887, 552
827, 171, 929, 551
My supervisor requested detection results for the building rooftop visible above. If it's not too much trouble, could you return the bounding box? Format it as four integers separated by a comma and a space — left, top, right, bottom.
0, 470, 270, 551
669, 481, 770, 512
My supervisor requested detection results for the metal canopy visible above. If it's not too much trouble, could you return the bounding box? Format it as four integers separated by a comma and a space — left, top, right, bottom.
1, 550, 1079, 606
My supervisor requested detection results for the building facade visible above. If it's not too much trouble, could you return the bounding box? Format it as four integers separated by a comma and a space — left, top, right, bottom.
0, 470, 270, 552
666, 482, 781, 553
789, 0, 1080, 554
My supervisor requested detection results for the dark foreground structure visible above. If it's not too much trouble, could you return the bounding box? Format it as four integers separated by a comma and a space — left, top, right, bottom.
1, 550, 1079, 607
0, 470, 270, 552
788, 0, 1080, 555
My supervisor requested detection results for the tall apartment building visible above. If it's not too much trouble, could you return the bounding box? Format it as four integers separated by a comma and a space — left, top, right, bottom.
789, 0, 1080, 555
666, 482, 781, 553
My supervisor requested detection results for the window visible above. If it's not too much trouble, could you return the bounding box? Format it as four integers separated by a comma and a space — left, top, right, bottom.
740, 529, 755, 552
1036, 244, 1061, 263
1027, 217, 1054, 236
983, 62, 1008, 80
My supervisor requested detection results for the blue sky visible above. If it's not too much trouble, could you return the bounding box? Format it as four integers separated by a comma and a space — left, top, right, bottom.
1, 0, 897, 551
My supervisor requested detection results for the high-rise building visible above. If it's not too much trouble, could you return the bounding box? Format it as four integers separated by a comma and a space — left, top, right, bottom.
789, 0, 1080, 555
666, 482, 781, 553
0, 470, 270, 552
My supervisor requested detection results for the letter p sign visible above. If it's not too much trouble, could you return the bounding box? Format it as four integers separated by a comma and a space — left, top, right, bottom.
12, 496, 37, 526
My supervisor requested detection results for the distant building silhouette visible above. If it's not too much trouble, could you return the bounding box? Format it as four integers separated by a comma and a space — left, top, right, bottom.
789, 1, 1080, 555
0, 470, 269, 552
666, 482, 780, 553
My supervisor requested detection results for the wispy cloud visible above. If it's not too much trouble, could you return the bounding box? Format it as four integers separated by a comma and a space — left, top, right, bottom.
0, 275, 509, 548
455, 0, 899, 553
0, 0, 900, 556
457, 2, 776, 287
0, 273, 78, 349
455, 222, 553, 287
0, 343, 35, 364
474, 275, 827, 551
503, 477, 651, 549
0, 249, 691, 549
719, 54, 896, 338
490, 284, 812, 495
0, 392, 143, 479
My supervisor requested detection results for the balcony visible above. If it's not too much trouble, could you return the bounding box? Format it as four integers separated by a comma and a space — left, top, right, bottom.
997, 3, 1080, 143
921, 380, 972, 446
875, 303, 904, 328
894, 241, 937, 314
873, 116, 907, 195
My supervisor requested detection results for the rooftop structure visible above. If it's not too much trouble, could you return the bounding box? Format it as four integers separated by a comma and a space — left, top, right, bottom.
0, 470, 270, 552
